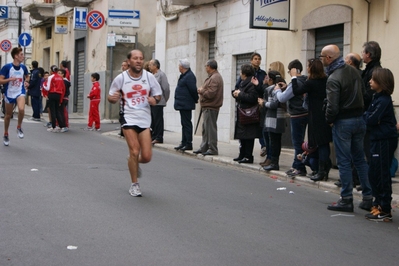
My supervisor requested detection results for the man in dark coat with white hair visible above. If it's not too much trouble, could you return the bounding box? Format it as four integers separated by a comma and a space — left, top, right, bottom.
174, 58, 198, 151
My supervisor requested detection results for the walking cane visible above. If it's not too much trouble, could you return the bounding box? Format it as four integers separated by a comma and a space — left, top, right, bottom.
194, 108, 203, 134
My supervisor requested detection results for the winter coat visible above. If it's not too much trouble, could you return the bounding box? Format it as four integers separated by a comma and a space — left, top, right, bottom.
264, 85, 287, 134
364, 92, 397, 141
292, 77, 332, 147
174, 68, 198, 110
233, 77, 261, 140
28, 68, 41, 97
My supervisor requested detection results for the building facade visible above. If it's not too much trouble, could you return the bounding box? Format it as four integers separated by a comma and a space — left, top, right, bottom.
23, 0, 157, 118
0, 0, 31, 68
156, 0, 398, 144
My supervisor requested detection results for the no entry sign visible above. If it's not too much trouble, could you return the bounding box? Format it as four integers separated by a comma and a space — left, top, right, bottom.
0, 39, 12, 52
86, 10, 105, 30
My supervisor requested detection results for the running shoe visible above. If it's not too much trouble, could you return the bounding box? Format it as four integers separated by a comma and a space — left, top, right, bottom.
365, 207, 392, 222
3, 135, 9, 146
60, 127, 68, 133
47, 127, 59, 133
17, 128, 24, 139
129, 183, 142, 197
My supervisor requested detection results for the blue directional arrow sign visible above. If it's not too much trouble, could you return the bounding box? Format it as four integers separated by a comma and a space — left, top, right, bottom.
18, 33, 32, 47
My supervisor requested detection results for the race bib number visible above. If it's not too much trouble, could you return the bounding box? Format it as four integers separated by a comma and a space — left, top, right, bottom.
125, 84, 148, 109
7, 77, 23, 98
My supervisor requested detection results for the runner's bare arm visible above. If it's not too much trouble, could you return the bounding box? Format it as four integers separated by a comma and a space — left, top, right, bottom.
108, 92, 120, 104
0, 75, 17, 85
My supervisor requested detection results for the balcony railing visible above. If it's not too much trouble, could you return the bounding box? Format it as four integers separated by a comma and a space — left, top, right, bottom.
59, 0, 94, 7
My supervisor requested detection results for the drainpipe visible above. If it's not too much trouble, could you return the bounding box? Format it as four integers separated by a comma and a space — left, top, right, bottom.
365, 0, 371, 41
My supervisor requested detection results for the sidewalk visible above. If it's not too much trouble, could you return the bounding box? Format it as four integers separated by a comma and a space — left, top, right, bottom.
147, 130, 398, 207
21, 105, 399, 205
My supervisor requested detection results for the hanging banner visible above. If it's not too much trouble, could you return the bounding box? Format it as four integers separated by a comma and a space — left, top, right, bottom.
250, 0, 290, 30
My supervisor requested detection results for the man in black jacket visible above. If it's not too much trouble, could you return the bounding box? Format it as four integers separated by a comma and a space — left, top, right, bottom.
321, 44, 372, 213
174, 59, 198, 151
28, 61, 42, 121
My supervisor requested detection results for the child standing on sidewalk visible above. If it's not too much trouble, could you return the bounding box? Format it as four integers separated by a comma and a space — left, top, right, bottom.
364, 68, 397, 222
86, 73, 101, 131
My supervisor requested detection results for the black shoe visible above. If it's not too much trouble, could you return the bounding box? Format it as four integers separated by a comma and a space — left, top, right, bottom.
193, 149, 203, 154
359, 199, 372, 211
310, 171, 328, 182
202, 151, 218, 156
238, 157, 253, 164
327, 198, 354, 212
263, 164, 279, 171
180, 145, 193, 151
174, 144, 184, 150
233, 156, 243, 161
334, 180, 342, 187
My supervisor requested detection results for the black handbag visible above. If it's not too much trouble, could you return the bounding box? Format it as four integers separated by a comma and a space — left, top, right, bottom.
238, 105, 260, 125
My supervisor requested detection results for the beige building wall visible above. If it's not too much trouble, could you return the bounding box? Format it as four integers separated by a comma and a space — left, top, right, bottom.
159, 0, 268, 142
28, 0, 157, 118
267, 0, 397, 101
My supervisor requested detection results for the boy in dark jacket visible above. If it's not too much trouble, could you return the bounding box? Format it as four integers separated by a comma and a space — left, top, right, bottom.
363, 68, 397, 222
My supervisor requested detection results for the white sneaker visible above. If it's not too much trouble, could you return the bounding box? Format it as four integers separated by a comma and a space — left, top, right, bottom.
3, 135, 9, 146
60, 127, 68, 133
17, 128, 24, 139
129, 183, 142, 197
47, 127, 59, 133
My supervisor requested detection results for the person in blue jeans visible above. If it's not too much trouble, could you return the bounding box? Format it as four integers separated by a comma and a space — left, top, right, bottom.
364, 68, 397, 222
275, 59, 308, 177
321, 44, 372, 212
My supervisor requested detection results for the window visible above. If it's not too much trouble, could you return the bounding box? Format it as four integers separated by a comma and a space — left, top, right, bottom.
208, 31, 215, 60
46, 26, 52, 40
315, 24, 344, 58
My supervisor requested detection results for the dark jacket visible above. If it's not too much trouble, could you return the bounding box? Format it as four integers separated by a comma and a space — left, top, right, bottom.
362, 60, 381, 111
233, 77, 260, 139
287, 75, 308, 116
28, 68, 41, 97
174, 68, 198, 110
364, 92, 397, 141
292, 77, 331, 146
325, 64, 365, 124
236, 67, 266, 98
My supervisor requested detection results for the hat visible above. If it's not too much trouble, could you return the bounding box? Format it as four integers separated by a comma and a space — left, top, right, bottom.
302, 141, 317, 154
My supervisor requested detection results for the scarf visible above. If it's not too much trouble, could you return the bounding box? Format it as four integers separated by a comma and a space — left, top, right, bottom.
325, 57, 346, 76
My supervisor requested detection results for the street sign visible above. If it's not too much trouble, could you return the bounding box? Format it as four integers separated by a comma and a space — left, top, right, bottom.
0, 39, 12, 52
86, 10, 105, 30
18, 33, 32, 47
55, 16, 68, 34
116, 34, 136, 43
73, 7, 88, 30
108, 10, 140, 28
0, 6, 8, 19
107, 33, 116, 47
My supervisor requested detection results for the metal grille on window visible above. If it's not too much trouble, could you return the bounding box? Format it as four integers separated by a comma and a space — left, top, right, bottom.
208, 31, 215, 60
315, 24, 344, 58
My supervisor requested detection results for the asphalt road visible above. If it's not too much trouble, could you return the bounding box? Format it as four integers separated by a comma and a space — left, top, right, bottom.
1, 120, 398, 266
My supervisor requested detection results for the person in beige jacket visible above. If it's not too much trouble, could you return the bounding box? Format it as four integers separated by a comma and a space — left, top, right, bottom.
193, 59, 224, 156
